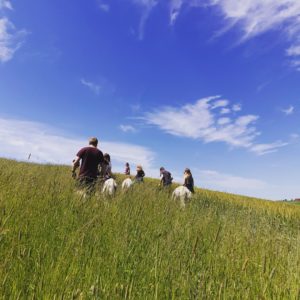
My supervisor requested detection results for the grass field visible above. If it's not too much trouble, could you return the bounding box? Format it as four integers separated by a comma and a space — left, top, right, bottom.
0, 158, 300, 299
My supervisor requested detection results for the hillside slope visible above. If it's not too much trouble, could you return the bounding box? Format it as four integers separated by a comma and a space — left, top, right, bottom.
0, 159, 299, 299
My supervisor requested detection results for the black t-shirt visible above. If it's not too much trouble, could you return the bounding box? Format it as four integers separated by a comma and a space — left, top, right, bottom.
77, 146, 104, 178
136, 170, 145, 179
184, 175, 194, 193
161, 170, 172, 185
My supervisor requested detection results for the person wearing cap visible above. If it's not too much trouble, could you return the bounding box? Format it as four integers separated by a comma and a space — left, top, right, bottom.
183, 168, 194, 193
159, 167, 173, 187
72, 137, 105, 190
135, 165, 145, 183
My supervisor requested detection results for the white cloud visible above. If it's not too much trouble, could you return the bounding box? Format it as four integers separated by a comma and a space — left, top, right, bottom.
281, 105, 294, 115
131, 0, 300, 69
211, 99, 228, 109
143, 95, 288, 155
250, 141, 288, 156
232, 104, 242, 112
286, 45, 300, 57
0, 0, 12, 10
196, 169, 267, 191
81, 78, 101, 95
169, 0, 183, 25
207, 0, 300, 70
0, 17, 27, 62
119, 124, 137, 133
217, 117, 230, 125
0, 117, 156, 172
220, 107, 231, 114
132, 0, 158, 40
0, 1, 27, 62
290, 59, 300, 71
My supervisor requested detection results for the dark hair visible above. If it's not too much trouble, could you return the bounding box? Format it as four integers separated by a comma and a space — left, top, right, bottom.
125, 162, 129, 166
89, 137, 98, 146
184, 168, 191, 175
160, 167, 165, 171
104, 153, 111, 162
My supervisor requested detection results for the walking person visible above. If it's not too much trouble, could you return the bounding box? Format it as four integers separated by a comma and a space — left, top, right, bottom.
183, 168, 194, 193
134, 165, 145, 183
72, 137, 104, 192
159, 167, 173, 187
103, 153, 112, 180
124, 162, 130, 176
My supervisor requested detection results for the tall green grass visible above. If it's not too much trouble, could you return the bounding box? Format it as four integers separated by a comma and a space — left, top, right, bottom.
0, 158, 299, 299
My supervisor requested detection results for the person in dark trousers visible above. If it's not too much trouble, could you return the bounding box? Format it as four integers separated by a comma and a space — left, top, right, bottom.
72, 137, 104, 192
135, 165, 145, 183
159, 167, 173, 187
183, 168, 194, 193
124, 162, 130, 176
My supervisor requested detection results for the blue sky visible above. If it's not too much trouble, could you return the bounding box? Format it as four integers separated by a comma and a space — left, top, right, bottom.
1, 0, 300, 200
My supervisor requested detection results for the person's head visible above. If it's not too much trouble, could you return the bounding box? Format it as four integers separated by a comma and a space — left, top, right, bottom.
104, 153, 111, 162
89, 137, 98, 147
125, 162, 129, 167
184, 168, 192, 175
160, 167, 165, 174
136, 165, 143, 171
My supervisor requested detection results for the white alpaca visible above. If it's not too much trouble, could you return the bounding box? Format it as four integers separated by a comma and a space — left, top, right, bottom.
172, 186, 192, 208
122, 178, 133, 190
102, 178, 117, 196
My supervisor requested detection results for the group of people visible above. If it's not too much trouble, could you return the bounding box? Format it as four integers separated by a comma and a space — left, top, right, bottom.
72, 137, 194, 193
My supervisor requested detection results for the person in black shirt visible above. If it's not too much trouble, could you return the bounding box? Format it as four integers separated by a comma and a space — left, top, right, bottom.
183, 168, 194, 193
159, 167, 173, 187
72, 137, 104, 192
135, 165, 145, 183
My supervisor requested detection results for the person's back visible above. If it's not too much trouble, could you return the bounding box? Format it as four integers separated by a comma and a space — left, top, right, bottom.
135, 165, 145, 182
125, 163, 130, 175
103, 153, 112, 180
72, 138, 104, 190
160, 167, 173, 186
77, 146, 104, 179
183, 168, 194, 193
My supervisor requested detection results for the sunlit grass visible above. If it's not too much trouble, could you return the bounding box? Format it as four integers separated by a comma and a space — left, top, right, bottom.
0, 158, 299, 299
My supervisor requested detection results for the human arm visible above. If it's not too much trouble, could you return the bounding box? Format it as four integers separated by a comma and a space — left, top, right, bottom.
72, 156, 80, 178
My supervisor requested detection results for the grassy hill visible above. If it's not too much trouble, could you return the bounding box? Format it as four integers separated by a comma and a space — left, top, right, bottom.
0, 158, 299, 299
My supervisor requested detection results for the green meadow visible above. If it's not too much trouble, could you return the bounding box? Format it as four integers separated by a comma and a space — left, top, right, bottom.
0, 158, 299, 299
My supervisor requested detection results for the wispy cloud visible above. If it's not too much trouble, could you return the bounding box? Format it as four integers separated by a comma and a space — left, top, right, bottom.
232, 104, 241, 112
0, 0, 12, 10
0, 117, 156, 172
143, 95, 288, 155
81, 78, 101, 95
281, 105, 294, 115
131, 0, 158, 40
290, 133, 299, 140
131, 0, 300, 70
119, 124, 137, 133
97, 0, 110, 12
196, 169, 267, 192
169, 0, 183, 25
250, 141, 288, 156
0, 4, 27, 63
207, 0, 300, 69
